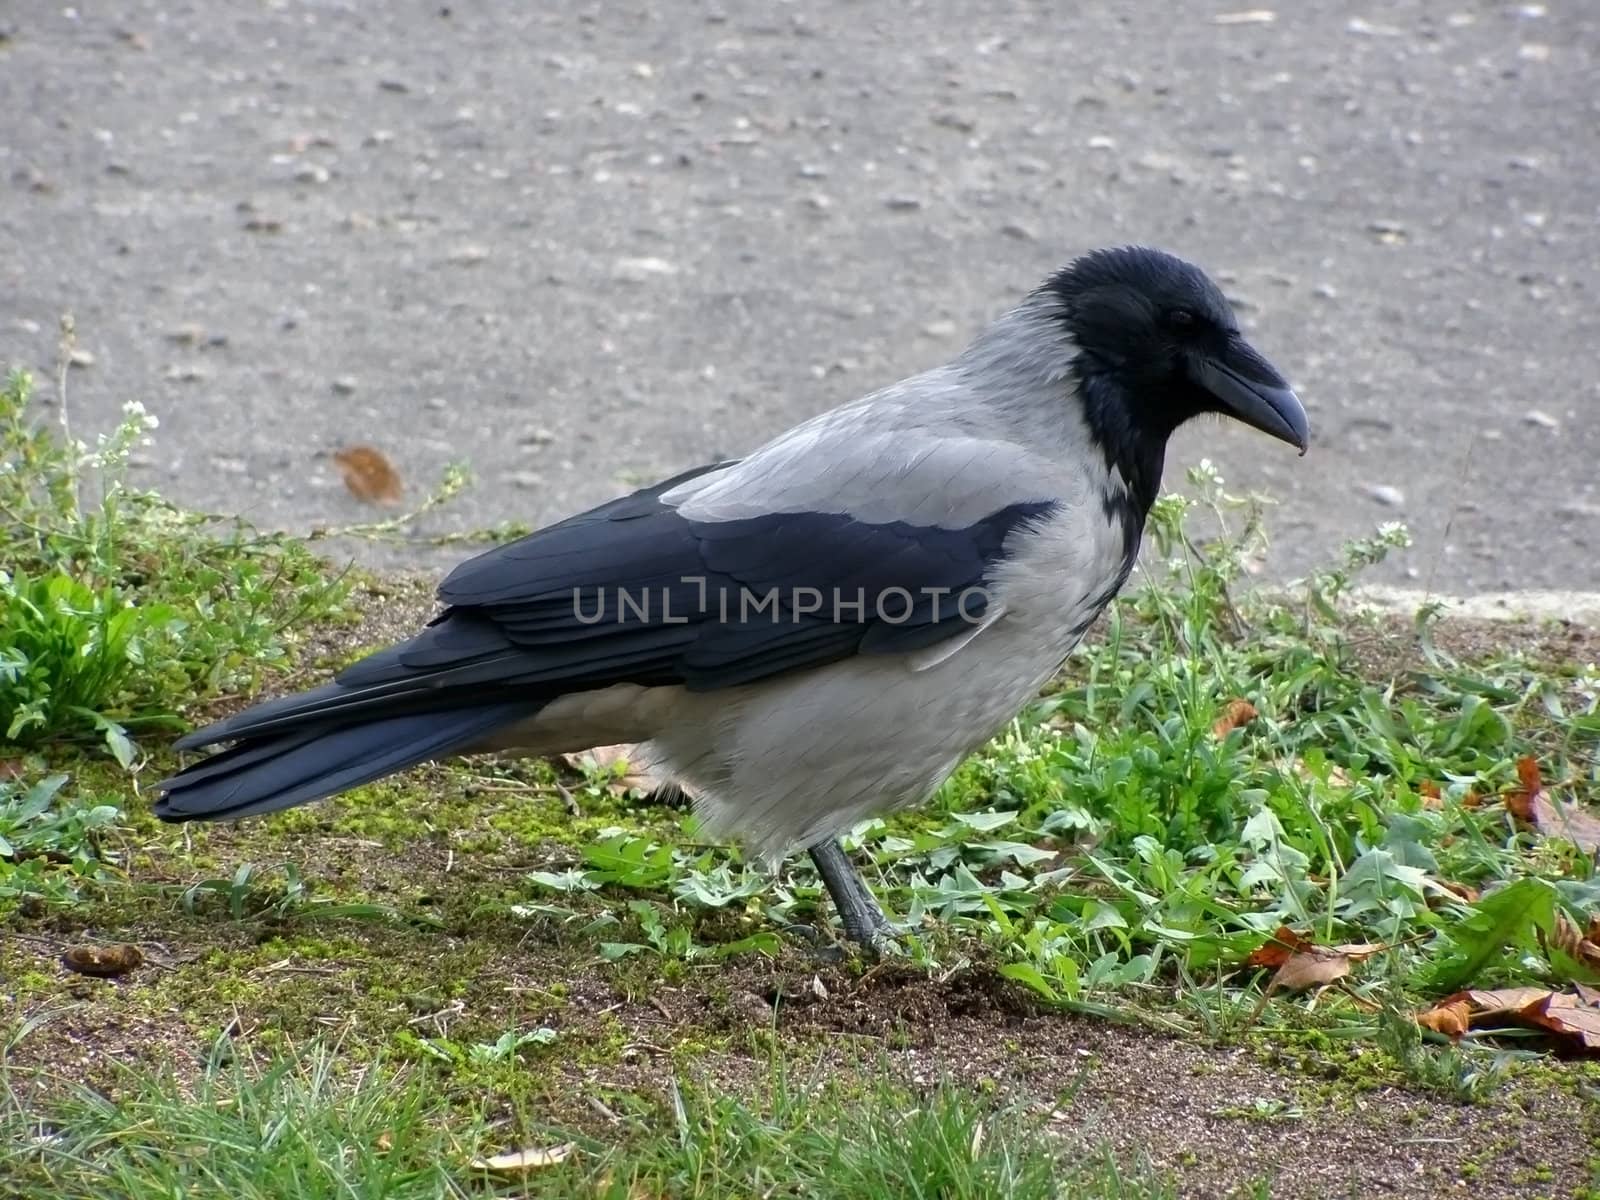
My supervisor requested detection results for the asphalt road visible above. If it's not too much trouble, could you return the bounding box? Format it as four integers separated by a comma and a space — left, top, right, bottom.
3, 1, 1597, 590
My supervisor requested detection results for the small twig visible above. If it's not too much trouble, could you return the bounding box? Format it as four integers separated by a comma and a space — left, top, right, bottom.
7, 932, 62, 953
255, 959, 340, 977
622, 1041, 668, 1056
554, 781, 580, 818
55, 314, 74, 457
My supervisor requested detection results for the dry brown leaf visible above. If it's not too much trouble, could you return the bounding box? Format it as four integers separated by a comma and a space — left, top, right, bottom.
1516, 991, 1600, 1054
1417, 986, 1600, 1056
1416, 998, 1472, 1040
1458, 987, 1551, 1016
1549, 911, 1600, 972
1271, 947, 1355, 993
1243, 925, 1313, 969
0, 759, 22, 781
332, 444, 404, 506
1505, 755, 1600, 853
61, 943, 143, 978
561, 744, 662, 796
1244, 929, 1387, 1001
1435, 879, 1481, 904
1211, 698, 1258, 739
1419, 779, 1479, 810
471, 1142, 577, 1174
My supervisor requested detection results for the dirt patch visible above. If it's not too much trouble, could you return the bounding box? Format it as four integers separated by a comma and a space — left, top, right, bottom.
6, 919, 1596, 1200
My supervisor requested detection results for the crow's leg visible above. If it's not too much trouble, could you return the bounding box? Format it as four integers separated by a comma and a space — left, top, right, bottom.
808, 838, 896, 949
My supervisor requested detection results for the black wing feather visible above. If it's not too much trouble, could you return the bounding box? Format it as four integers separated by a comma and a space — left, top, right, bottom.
179, 461, 1055, 749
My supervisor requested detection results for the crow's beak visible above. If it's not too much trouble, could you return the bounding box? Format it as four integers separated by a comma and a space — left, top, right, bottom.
1189, 337, 1309, 454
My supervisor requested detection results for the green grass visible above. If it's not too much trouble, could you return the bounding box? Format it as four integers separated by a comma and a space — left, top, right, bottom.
0, 1043, 1179, 1200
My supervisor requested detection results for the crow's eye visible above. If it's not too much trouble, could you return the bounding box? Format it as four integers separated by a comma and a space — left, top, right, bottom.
1165, 307, 1198, 331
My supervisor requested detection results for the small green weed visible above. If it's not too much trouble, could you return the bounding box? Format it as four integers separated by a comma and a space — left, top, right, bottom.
0, 772, 121, 909
0, 358, 348, 761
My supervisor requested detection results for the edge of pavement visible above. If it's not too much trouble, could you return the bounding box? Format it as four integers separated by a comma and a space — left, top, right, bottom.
1349, 587, 1600, 632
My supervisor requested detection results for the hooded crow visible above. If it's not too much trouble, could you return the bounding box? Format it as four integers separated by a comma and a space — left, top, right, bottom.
156, 246, 1308, 948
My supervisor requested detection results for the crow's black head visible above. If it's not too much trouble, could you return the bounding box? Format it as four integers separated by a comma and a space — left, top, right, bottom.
1048, 246, 1306, 508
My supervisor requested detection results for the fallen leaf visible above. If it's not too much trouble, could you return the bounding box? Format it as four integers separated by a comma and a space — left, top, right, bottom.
1271, 946, 1354, 993
0, 759, 22, 781
1547, 910, 1600, 978
1505, 755, 1600, 852
1416, 986, 1600, 1056
1245, 929, 1387, 1005
471, 1142, 577, 1174
332, 445, 404, 506
1419, 780, 1444, 811
561, 744, 663, 796
1504, 756, 1543, 822
1211, 698, 1258, 739
1516, 991, 1600, 1054
1417, 998, 1472, 1040
61, 943, 143, 978
1243, 925, 1313, 969
1434, 879, 1481, 904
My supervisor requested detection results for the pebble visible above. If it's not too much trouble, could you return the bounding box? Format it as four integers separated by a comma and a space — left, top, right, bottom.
612, 256, 677, 281
332, 376, 357, 395
293, 164, 330, 185
1364, 484, 1405, 508
508, 471, 544, 490
921, 319, 957, 339
68, 349, 95, 368
1347, 17, 1402, 36
1312, 283, 1338, 300
164, 363, 210, 382
999, 221, 1036, 241
1086, 134, 1117, 150
520, 427, 557, 446
884, 195, 923, 211
448, 244, 490, 265
1522, 409, 1558, 429
167, 323, 205, 345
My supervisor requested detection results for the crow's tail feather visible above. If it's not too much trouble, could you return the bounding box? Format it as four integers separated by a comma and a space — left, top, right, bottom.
154, 703, 532, 823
